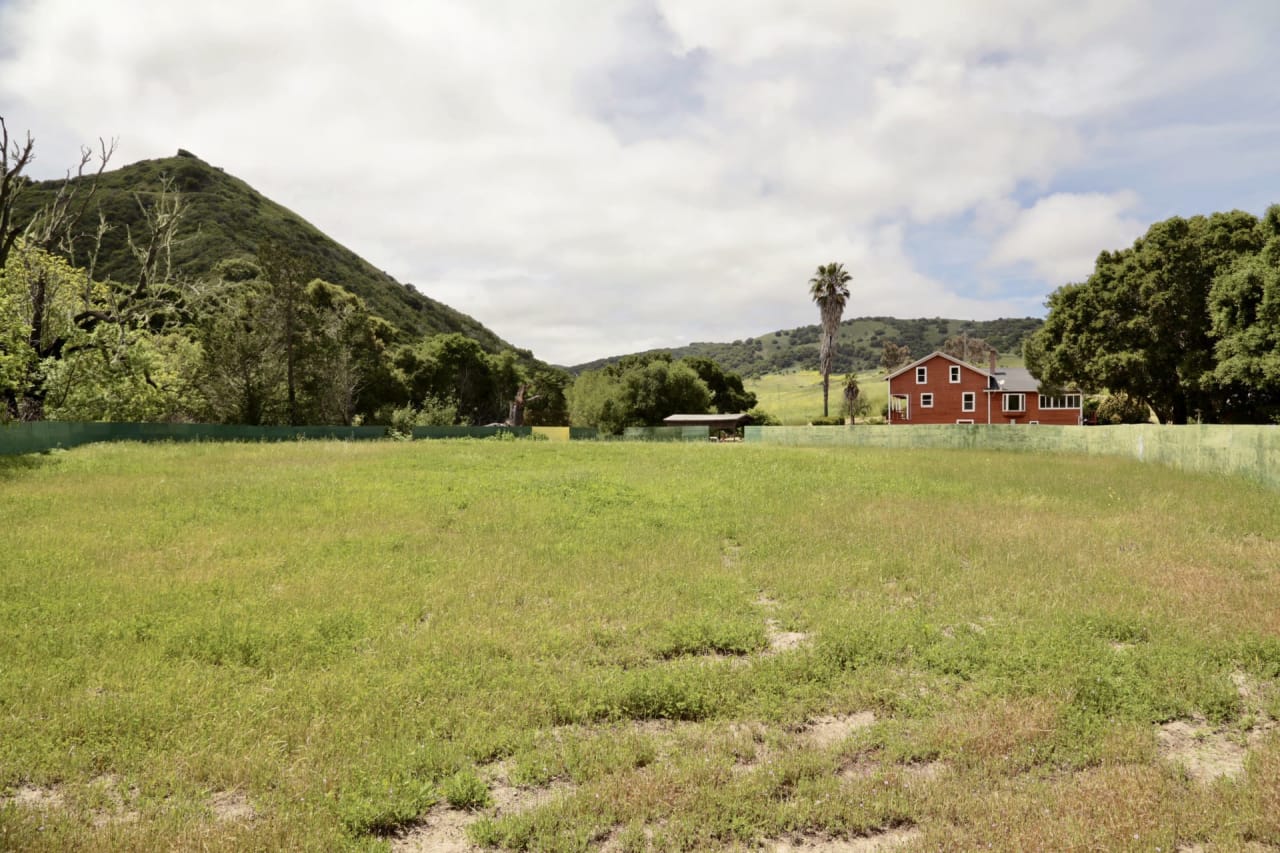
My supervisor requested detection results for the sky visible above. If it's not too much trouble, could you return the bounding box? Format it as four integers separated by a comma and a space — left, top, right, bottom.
1, 1, 1278, 366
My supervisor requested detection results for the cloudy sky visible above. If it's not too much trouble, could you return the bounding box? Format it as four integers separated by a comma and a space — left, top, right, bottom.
2, 1, 1277, 365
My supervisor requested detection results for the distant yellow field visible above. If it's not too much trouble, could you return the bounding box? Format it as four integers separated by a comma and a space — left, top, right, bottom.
746, 370, 889, 425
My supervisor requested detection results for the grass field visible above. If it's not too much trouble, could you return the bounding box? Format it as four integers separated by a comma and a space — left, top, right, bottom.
2, 440, 1279, 851
745, 371, 889, 425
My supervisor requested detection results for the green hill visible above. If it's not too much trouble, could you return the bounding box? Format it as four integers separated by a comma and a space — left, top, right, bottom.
12, 150, 510, 348
574, 316, 1042, 377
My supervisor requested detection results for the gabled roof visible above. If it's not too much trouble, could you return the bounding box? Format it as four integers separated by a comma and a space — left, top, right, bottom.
883, 350, 987, 382
885, 351, 1053, 395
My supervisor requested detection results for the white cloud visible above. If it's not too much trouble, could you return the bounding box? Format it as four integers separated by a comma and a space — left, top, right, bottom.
0, 0, 1275, 364
987, 191, 1148, 284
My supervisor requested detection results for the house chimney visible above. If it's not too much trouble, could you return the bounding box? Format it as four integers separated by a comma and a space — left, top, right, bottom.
988, 350, 998, 375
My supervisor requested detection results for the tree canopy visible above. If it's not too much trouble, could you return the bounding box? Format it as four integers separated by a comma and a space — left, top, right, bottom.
568, 353, 731, 434
1026, 207, 1279, 423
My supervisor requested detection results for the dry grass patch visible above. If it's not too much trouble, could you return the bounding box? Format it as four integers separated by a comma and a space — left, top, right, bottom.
209, 790, 255, 823
800, 713, 877, 750
769, 827, 922, 852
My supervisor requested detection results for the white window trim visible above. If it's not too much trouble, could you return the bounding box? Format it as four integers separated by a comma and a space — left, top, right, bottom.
1038, 394, 1082, 410
1003, 393, 1025, 412
915, 366, 927, 384
920, 393, 934, 408
955, 419, 974, 424
961, 392, 975, 412
949, 365, 961, 383
1029, 420, 1039, 425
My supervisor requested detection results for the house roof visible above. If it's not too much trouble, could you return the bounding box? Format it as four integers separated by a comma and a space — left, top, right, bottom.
884, 350, 1063, 395
987, 367, 1039, 393
662, 413, 753, 427
882, 350, 983, 381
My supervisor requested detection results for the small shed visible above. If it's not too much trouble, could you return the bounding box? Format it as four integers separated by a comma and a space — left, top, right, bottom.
662, 413, 753, 441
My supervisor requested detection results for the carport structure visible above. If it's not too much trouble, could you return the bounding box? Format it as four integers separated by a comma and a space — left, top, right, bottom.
662, 413, 753, 441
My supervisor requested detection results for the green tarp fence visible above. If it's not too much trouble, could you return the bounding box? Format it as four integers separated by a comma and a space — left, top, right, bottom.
0, 422, 598, 456
623, 425, 710, 442
744, 424, 1280, 491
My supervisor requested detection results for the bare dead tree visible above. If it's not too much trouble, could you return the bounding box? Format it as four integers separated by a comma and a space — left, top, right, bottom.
507, 383, 544, 427
127, 175, 188, 301
1, 116, 37, 269
23, 136, 117, 267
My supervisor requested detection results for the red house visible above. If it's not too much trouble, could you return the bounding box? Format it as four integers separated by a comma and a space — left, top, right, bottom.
885, 351, 1082, 425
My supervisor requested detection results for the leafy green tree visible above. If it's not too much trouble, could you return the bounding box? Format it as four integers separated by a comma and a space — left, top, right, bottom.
0, 241, 89, 419
258, 241, 310, 425
568, 353, 711, 434
681, 356, 756, 413
809, 262, 851, 417
1209, 205, 1280, 421
194, 277, 287, 424
392, 334, 525, 425
43, 328, 204, 422
1026, 210, 1265, 423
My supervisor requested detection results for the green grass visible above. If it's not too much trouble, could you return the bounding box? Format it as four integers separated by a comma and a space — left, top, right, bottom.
747, 370, 889, 424
2, 440, 1279, 851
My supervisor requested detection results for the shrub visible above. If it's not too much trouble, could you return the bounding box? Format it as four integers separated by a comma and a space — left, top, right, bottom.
1096, 392, 1152, 425
809, 416, 845, 426
442, 770, 491, 810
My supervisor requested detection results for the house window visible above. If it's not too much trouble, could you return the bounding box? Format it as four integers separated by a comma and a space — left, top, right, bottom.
1038, 394, 1082, 409
962, 392, 975, 412
1004, 393, 1025, 412
949, 365, 961, 383
915, 366, 927, 384
920, 393, 934, 408
955, 419, 974, 424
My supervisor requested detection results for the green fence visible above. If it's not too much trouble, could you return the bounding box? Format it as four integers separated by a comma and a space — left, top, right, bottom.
744, 424, 1280, 490
0, 421, 598, 456
623, 425, 710, 442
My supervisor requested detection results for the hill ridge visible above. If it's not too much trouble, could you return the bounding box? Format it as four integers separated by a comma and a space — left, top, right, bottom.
13, 150, 511, 350
573, 315, 1042, 377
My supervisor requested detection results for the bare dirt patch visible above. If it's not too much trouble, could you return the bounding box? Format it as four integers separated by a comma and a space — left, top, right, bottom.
1158, 672, 1277, 785
1158, 720, 1249, 782
769, 826, 922, 852
800, 712, 876, 749
392, 805, 478, 853
765, 618, 811, 655
840, 760, 946, 784
393, 764, 573, 853
210, 790, 256, 823
3, 785, 64, 810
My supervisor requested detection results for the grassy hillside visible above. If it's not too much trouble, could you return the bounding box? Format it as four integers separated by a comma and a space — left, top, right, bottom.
12, 151, 509, 348
746, 370, 889, 425
2, 441, 1278, 850
575, 316, 1042, 377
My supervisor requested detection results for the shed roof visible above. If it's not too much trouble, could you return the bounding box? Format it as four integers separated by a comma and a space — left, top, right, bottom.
662, 413, 753, 427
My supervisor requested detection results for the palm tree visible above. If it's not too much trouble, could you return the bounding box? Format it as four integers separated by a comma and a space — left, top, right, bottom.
808, 262, 852, 417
